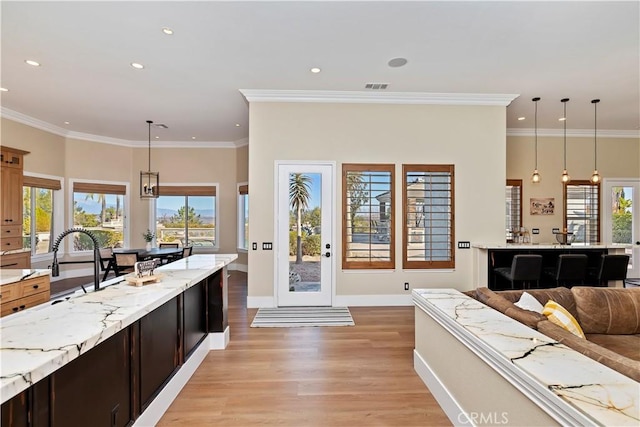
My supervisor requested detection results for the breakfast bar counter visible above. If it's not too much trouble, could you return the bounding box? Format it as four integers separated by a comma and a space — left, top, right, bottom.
0, 254, 237, 426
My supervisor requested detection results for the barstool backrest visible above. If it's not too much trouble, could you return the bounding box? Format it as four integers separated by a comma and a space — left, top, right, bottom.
598, 254, 630, 283
555, 254, 588, 281
510, 254, 543, 281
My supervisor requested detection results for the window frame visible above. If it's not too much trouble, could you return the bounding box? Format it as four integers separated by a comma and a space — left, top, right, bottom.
402, 164, 455, 270
342, 163, 395, 270
155, 184, 219, 251
23, 173, 63, 260
563, 180, 600, 244
69, 179, 129, 254
506, 179, 523, 243
237, 183, 249, 252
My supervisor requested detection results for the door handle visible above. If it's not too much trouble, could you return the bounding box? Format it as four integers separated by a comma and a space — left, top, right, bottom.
325, 243, 331, 249
324, 252, 331, 258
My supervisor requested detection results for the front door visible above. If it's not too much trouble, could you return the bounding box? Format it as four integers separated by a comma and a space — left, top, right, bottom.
603, 179, 640, 279
276, 162, 333, 306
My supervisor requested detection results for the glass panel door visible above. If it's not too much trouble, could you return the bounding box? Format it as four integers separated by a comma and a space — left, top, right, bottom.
603, 179, 640, 280
277, 163, 333, 306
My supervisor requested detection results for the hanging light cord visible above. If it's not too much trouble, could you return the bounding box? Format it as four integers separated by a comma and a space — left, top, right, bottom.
147, 120, 153, 172
593, 100, 598, 169
534, 98, 538, 169
562, 98, 568, 169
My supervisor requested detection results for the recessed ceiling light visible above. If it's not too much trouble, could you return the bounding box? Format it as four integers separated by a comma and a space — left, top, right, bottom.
310, 67, 321, 74
64, 121, 70, 125
131, 62, 144, 69
162, 27, 174, 35
388, 57, 408, 68
235, 123, 241, 127
191, 136, 196, 140
517, 117, 525, 121
0, 87, 8, 92
558, 117, 566, 121
155, 136, 159, 139
25, 60, 40, 67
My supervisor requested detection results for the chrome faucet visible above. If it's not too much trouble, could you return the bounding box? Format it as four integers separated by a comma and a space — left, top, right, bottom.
50, 228, 101, 293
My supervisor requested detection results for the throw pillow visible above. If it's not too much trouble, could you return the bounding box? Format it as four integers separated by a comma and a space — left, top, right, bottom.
514, 292, 544, 313
542, 300, 585, 339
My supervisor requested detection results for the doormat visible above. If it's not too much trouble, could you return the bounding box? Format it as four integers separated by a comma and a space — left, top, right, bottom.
250, 306, 354, 328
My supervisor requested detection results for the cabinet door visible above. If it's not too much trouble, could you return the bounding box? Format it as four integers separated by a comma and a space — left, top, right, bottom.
1, 167, 23, 225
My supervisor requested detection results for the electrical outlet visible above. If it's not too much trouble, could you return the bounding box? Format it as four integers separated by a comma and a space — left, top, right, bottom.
252, 242, 257, 250
457, 241, 471, 249
552, 228, 560, 234
404, 282, 410, 291
532, 228, 540, 235
262, 242, 273, 250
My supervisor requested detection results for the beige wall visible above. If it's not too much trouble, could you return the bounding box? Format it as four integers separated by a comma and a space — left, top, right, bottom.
507, 135, 640, 243
1, 118, 246, 270
247, 102, 508, 301
235, 144, 249, 266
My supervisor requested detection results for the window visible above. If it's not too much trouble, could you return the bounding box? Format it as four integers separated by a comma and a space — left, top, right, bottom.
342, 164, 395, 269
23, 176, 60, 255
156, 186, 217, 248
72, 182, 126, 250
237, 184, 249, 250
564, 181, 600, 244
506, 179, 522, 242
403, 165, 455, 269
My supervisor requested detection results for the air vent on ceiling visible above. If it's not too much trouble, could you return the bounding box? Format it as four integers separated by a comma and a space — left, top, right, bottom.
365, 83, 388, 90
155, 123, 168, 129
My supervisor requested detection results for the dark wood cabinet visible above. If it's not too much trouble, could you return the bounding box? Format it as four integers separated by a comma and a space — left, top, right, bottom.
183, 280, 207, 359
1, 391, 28, 427
207, 270, 226, 332
140, 297, 180, 410
50, 328, 132, 427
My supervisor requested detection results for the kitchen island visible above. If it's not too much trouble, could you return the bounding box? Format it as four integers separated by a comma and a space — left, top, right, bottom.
0, 254, 237, 427
472, 243, 627, 289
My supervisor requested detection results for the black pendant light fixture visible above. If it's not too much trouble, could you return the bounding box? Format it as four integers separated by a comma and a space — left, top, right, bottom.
560, 98, 570, 183
140, 120, 160, 198
531, 97, 541, 183
590, 99, 601, 184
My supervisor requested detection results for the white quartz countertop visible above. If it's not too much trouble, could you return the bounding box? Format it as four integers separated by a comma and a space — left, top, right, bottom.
413, 289, 639, 426
0, 269, 51, 287
472, 243, 616, 249
0, 254, 237, 404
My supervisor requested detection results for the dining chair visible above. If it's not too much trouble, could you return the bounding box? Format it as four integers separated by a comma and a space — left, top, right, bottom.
596, 254, 630, 287
547, 254, 588, 288
494, 254, 543, 290
159, 242, 180, 248
98, 247, 114, 281
112, 251, 140, 276
182, 246, 193, 258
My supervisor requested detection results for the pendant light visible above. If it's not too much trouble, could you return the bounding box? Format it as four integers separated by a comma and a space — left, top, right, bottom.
560, 98, 570, 183
531, 97, 541, 183
140, 120, 160, 198
590, 99, 601, 184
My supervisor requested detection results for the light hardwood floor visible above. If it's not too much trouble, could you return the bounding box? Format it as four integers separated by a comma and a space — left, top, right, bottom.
159, 271, 451, 426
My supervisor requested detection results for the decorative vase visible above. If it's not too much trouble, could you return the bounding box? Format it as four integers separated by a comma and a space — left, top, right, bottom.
146, 242, 152, 251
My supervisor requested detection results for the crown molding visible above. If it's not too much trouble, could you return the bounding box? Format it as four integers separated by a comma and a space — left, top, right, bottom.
1, 107, 244, 148
240, 90, 519, 106
507, 128, 639, 139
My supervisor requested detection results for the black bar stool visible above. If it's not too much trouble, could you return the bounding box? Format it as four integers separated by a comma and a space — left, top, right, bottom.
596, 254, 630, 287
548, 254, 588, 288
494, 254, 543, 290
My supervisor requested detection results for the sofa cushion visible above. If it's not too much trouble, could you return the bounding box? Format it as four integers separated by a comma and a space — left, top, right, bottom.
586, 334, 640, 362
538, 320, 640, 382
492, 288, 579, 320
571, 287, 640, 334
475, 287, 545, 329
514, 292, 544, 313
542, 300, 585, 339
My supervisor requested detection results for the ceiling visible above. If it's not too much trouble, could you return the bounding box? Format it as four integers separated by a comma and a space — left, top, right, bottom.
1, 1, 638, 145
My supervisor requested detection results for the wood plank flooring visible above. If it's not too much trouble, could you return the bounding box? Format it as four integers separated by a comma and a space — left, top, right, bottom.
159, 272, 451, 426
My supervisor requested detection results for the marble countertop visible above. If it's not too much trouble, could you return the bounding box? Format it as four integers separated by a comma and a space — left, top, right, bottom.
472, 243, 615, 249
413, 289, 639, 426
0, 254, 237, 404
0, 269, 51, 287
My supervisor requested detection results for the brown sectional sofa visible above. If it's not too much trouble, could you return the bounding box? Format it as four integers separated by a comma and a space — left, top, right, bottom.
467, 286, 640, 382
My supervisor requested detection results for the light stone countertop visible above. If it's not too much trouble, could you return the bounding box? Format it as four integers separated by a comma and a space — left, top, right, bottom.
0, 254, 237, 404
0, 269, 51, 287
413, 288, 639, 426
472, 243, 616, 249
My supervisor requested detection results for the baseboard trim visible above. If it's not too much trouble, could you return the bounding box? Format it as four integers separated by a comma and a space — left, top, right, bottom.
335, 294, 413, 306
209, 326, 230, 350
133, 335, 209, 426
413, 349, 468, 425
247, 296, 275, 308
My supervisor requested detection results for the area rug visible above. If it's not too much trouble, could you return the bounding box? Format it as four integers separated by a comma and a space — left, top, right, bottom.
250, 306, 354, 328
